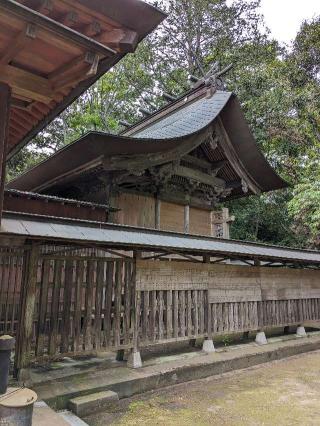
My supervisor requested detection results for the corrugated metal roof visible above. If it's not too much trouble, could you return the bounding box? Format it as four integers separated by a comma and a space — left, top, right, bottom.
1, 213, 319, 265
5, 189, 117, 211
133, 91, 232, 139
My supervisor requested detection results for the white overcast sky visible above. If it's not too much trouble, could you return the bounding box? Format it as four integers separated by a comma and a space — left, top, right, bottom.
150, 0, 319, 44
259, 0, 319, 43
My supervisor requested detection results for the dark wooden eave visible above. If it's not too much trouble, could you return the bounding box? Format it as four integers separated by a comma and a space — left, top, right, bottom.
0, 0, 166, 158
3, 188, 117, 222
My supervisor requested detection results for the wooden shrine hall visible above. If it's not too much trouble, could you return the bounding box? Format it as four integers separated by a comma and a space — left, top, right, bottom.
0, 0, 320, 378
8, 83, 287, 237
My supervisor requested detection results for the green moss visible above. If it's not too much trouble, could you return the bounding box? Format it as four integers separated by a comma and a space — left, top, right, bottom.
107, 351, 320, 426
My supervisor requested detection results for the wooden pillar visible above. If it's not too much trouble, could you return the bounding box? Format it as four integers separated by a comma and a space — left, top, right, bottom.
155, 197, 161, 230
184, 204, 190, 234
0, 83, 11, 224
128, 250, 142, 368
14, 243, 40, 380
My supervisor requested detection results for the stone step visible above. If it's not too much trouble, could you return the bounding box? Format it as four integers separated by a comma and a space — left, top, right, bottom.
68, 390, 119, 417
33, 401, 71, 426
58, 410, 89, 426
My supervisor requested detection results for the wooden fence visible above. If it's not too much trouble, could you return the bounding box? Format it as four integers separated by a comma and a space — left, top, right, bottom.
0, 245, 320, 374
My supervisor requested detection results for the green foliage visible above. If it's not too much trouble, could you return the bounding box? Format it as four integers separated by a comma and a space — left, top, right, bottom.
288, 173, 320, 248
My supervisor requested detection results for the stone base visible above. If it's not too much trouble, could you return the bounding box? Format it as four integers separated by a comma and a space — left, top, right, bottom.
68, 390, 119, 417
202, 339, 215, 353
296, 326, 307, 337
127, 351, 142, 369
255, 331, 268, 345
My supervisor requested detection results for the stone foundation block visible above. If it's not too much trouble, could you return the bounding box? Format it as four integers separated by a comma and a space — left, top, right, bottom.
68, 390, 119, 417
255, 331, 268, 345
296, 326, 307, 337
127, 350, 142, 369
202, 339, 215, 353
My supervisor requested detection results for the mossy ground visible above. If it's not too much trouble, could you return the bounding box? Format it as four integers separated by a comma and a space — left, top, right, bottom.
84, 350, 320, 426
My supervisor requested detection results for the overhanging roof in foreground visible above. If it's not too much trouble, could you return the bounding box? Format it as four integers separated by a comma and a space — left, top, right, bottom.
2, 0, 165, 159
1, 212, 319, 266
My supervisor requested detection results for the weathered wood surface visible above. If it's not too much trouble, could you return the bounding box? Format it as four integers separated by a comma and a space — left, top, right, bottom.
260, 268, 320, 300
1, 248, 320, 370
136, 260, 320, 340
136, 260, 209, 291
0, 83, 11, 222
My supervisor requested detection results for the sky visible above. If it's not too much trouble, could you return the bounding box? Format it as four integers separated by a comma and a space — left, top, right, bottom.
259, 0, 319, 43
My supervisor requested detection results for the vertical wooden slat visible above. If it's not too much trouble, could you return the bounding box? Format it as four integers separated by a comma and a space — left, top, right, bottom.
212, 304, 217, 333
142, 291, 149, 342
186, 290, 192, 336
123, 262, 132, 345
0, 253, 9, 333
15, 244, 39, 374
48, 259, 63, 356
207, 294, 212, 338
94, 260, 104, 350
36, 259, 50, 356
150, 290, 157, 341
61, 259, 73, 353
193, 291, 198, 336
4, 255, 13, 334
114, 261, 123, 347
83, 260, 95, 351
180, 291, 185, 337
10, 255, 21, 335
199, 290, 204, 335
132, 252, 140, 352
173, 290, 179, 338
166, 290, 172, 339
74, 260, 84, 352
104, 261, 114, 347
159, 290, 164, 340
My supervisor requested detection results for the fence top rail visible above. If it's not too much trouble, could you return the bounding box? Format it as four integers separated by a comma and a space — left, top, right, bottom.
1, 212, 320, 267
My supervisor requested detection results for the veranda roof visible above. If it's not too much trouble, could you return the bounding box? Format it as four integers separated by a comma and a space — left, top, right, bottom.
1, 211, 319, 267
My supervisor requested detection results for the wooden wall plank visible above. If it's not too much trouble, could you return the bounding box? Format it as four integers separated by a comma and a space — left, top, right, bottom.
73, 260, 84, 352
94, 260, 104, 350
48, 259, 63, 356
36, 259, 50, 356
61, 259, 73, 353
103, 261, 114, 346
83, 260, 95, 351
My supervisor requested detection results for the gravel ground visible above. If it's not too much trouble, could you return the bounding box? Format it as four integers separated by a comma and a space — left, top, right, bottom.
84, 350, 320, 426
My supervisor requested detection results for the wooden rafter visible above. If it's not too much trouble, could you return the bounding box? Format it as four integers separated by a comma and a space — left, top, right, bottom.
0, 1, 116, 57
0, 65, 55, 103
0, 23, 36, 66
49, 52, 101, 90
11, 98, 31, 111
215, 119, 261, 195
98, 28, 139, 53
174, 165, 225, 189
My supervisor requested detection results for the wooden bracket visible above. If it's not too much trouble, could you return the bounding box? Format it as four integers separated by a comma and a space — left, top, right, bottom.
0, 23, 36, 66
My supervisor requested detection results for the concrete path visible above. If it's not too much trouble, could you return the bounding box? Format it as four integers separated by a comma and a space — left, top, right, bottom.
33, 401, 88, 426
32, 332, 320, 410
84, 350, 320, 426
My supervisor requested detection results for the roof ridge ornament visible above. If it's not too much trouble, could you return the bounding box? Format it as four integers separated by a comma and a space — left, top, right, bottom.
189, 62, 233, 93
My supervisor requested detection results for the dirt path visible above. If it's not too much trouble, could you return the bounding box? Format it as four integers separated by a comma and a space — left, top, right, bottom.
84, 350, 320, 425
